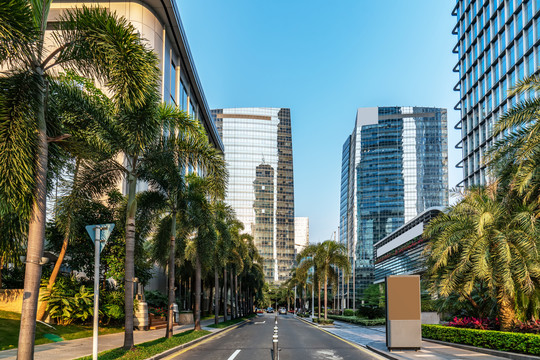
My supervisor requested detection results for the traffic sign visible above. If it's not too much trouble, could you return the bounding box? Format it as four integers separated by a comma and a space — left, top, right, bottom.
85, 224, 115, 253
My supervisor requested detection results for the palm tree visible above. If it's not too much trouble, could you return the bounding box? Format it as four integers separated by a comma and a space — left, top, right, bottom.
213, 202, 235, 324
487, 74, 540, 201
37, 72, 115, 321
137, 110, 225, 337
424, 184, 540, 331
183, 174, 225, 330
317, 241, 350, 320
0, 2, 158, 356
297, 244, 322, 319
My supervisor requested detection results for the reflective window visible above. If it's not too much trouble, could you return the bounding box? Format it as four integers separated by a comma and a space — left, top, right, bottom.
527, 26, 534, 49
517, 35, 524, 58
528, 53, 535, 75
509, 44, 515, 65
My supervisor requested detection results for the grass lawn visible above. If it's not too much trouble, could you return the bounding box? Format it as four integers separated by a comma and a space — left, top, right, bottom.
0, 310, 123, 351
75, 330, 210, 360
207, 314, 256, 329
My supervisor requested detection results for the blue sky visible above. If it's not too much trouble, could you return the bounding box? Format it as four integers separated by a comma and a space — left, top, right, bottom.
178, 0, 461, 243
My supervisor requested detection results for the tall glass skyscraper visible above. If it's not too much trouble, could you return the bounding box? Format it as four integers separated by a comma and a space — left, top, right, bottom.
211, 108, 295, 283
340, 107, 448, 300
454, 0, 540, 187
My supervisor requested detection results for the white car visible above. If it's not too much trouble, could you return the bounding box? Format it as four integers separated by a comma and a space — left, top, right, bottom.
278, 307, 287, 315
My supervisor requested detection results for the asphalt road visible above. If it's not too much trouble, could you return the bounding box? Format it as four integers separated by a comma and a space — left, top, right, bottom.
171, 313, 383, 360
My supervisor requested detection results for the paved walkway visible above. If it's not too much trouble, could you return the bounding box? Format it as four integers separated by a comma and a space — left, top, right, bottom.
298, 317, 515, 360
0, 317, 224, 360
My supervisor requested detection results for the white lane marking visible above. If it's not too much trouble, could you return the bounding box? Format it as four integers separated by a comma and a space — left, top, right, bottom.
227, 349, 241, 360
254, 321, 266, 324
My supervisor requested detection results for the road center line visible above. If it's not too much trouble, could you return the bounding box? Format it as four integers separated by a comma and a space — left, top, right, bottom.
227, 349, 241, 360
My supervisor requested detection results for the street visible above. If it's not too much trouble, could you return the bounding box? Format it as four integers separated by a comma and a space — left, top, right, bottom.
170, 313, 383, 360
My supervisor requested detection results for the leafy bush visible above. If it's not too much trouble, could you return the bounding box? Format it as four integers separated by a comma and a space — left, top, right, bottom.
448, 317, 499, 330
101, 290, 125, 324
513, 319, 540, 334
41, 276, 94, 325
145, 290, 167, 308
328, 314, 386, 326
422, 324, 540, 356
356, 305, 385, 319
421, 299, 437, 312
343, 309, 355, 316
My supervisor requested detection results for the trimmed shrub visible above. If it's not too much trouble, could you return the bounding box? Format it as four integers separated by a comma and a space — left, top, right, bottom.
356, 305, 385, 319
343, 309, 355, 316
313, 318, 334, 325
422, 324, 540, 356
328, 314, 386, 326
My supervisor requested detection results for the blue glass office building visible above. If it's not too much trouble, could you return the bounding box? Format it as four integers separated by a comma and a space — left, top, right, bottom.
454, 0, 540, 187
339, 107, 448, 301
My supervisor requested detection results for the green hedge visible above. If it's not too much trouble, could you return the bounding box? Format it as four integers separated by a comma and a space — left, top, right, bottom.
312, 318, 334, 325
422, 325, 540, 356
327, 314, 386, 326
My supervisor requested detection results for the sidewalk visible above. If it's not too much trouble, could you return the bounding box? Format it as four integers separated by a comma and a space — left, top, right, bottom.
297, 316, 528, 360
0, 316, 224, 360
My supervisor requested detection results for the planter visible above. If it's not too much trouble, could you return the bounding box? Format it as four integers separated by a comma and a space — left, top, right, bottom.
134, 301, 149, 330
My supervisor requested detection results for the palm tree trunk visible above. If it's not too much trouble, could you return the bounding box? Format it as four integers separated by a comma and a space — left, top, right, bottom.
234, 276, 239, 317
324, 274, 328, 320
223, 268, 228, 321
498, 295, 516, 331
0, 255, 3, 289
214, 268, 220, 325
166, 211, 177, 338
194, 255, 202, 330
18, 76, 48, 360
123, 171, 138, 350
317, 280, 321, 319
230, 269, 235, 318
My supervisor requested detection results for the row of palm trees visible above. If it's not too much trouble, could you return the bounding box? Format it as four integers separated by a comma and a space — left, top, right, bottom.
424, 75, 540, 331
0, 1, 265, 359
292, 240, 350, 321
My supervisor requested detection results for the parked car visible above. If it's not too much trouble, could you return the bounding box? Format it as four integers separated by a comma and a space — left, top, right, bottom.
256, 308, 264, 314
278, 307, 287, 315
267, 307, 274, 313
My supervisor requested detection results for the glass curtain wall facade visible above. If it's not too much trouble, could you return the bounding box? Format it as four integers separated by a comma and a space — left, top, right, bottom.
340, 107, 448, 300
212, 108, 295, 283
454, 0, 540, 187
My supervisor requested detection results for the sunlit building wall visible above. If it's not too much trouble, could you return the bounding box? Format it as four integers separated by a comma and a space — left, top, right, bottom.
212, 108, 295, 283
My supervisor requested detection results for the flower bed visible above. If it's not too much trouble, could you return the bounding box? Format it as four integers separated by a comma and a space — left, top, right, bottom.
422, 324, 540, 356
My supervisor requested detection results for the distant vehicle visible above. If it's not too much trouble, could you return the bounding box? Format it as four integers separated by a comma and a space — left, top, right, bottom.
267, 307, 274, 313
256, 308, 264, 314
278, 307, 287, 315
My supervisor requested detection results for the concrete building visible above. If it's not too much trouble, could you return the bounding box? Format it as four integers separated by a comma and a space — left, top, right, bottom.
212, 108, 295, 283
46, 0, 224, 293
453, 0, 540, 187
49, 0, 223, 153
340, 107, 448, 303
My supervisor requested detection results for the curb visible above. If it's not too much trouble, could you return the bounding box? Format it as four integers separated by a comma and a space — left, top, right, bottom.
148, 319, 250, 360
423, 338, 540, 360
365, 345, 398, 360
